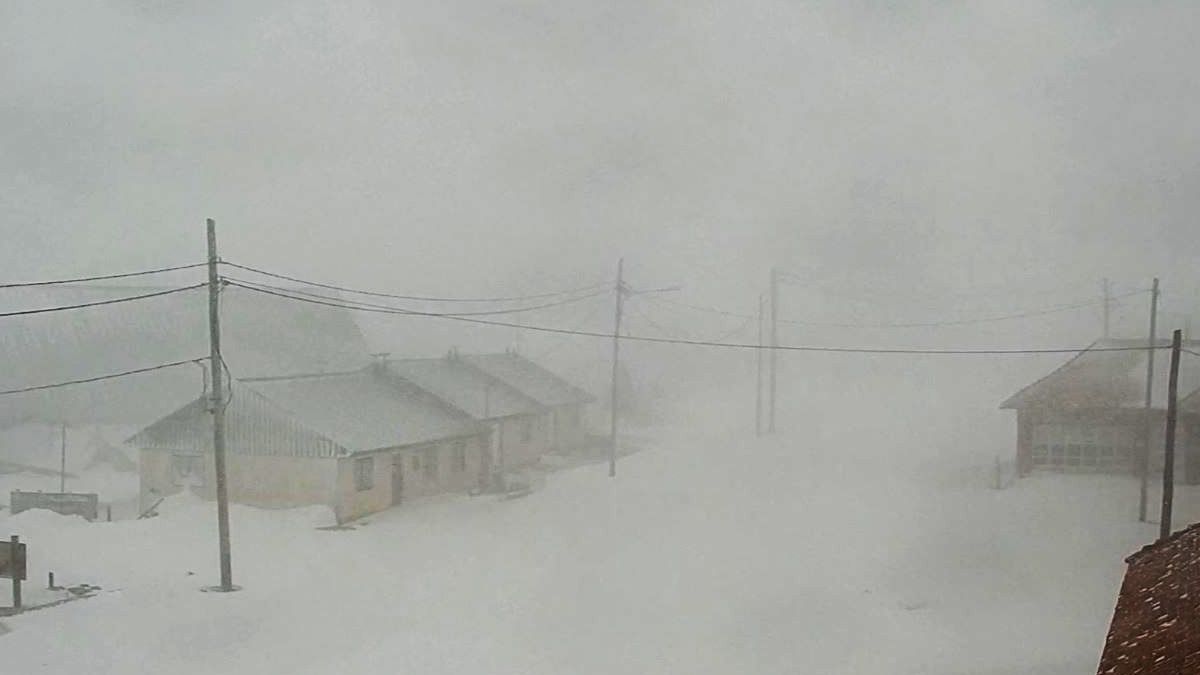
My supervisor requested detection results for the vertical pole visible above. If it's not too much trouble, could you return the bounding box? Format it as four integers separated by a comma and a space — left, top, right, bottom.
756, 294, 764, 436
768, 267, 779, 433
207, 218, 234, 591
609, 258, 624, 478
1160, 329, 1182, 541
1102, 278, 1111, 339
59, 423, 67, 493
10, 535, 20, 612
1138, 278, 1160, 523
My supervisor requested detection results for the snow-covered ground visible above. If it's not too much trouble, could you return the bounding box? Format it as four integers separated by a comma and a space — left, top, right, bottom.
1, 421, 1192, 674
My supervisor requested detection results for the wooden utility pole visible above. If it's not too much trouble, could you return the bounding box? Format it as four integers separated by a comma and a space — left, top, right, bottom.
756, 294, 765, 436
207, 218, 235, 591
768, 267, 778, 433
609, 258, 625, 478
1138, 278, 1160, 523
59, 423, 67, 493
1102, 278, 1111, 339
1160, 329, 1182, 541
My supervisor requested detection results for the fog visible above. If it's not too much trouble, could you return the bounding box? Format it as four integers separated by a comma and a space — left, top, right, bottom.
2, 2, 1199, 674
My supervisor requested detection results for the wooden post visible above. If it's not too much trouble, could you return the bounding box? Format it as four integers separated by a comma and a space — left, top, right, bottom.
47, 571, 54, 590
207, 219, 235, 591
106, 504, 112, 522
1160, 329, 1182, 541
1139, 278, 1160, 523
756, 294, 764, 437
609, 258, 624, 478
10, 535, 20, 612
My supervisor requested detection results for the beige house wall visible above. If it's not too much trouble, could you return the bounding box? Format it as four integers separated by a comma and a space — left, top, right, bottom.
140, 449, 338, 513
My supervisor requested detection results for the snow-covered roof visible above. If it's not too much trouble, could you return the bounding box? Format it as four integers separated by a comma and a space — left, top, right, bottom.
459, 352, 594, 408
1000, 338, 1200, 411
130, 368, 485, 458
385, 356, 544, 420
0, 423, 138, 474
1097, 520, 1200, 674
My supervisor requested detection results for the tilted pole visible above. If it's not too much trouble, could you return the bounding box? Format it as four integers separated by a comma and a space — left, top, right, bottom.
756, 294, 765, 437
768, 267, 778, 433
609, 258, 624, 478
207, 218, 234, 591
1138, 278, 1159, 523
1160, 329, 1182, 541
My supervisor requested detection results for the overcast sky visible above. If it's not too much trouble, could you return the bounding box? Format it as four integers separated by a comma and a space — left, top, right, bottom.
2, 1, 1198, 397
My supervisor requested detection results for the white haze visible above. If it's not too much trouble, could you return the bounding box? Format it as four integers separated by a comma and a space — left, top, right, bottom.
2, 1, 1199, 673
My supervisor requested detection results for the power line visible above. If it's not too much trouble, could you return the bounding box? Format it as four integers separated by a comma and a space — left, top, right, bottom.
226, 279, 1165, 356
0, 263, 207, 289
221, 261, 610, 304
644, 290, 1144, 329
0, 358, 209, 397
224, 277, 611, 317
0, 283, 207, 318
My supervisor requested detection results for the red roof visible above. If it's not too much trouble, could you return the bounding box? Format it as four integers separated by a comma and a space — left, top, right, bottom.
1097, 522, 1200, 674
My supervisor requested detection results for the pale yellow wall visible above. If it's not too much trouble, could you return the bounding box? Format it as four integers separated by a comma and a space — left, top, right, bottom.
140, 448, 338, 513
496, 415, 551, 469
334, 435, 488, 523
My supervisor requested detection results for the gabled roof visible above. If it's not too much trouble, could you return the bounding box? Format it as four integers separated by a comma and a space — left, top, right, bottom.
1097, 522, 1200, 674
0, 284, 371, 427
1000, 338, 1200, 411
129, 368, 484, 457
384, 356, 544, 420
459, 352, 594, 407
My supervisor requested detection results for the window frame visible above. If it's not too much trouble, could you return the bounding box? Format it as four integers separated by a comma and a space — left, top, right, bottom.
354, 456, 375, 492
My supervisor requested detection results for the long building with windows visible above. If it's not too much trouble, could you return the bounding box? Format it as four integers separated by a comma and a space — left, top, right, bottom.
1000, 338, 1200, 481
130, 366, 489, 524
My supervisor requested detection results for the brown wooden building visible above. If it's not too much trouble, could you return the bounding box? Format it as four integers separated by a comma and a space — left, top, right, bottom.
1001, 338, 1200, 481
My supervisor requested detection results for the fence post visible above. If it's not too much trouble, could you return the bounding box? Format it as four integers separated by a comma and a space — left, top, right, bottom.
10, 535, 21, 612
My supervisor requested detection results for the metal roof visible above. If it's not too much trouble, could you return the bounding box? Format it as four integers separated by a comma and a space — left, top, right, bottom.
1000, 338, 1200, 411
459, 353, 594, 408
130, 368, 485, 457
385, 357, 544, 420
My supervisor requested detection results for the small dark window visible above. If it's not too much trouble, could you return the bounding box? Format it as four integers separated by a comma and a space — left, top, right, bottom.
423, 447, 438, 480
354, 457, 374, 491
520, 418, 532, 443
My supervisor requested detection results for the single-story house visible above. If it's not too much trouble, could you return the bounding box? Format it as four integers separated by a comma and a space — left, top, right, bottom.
129, 366, 488, 523
383, 354, 548, 484
1096, 521, 1200, 674
1000, 338, 1200, 481
459, 351, 594, 453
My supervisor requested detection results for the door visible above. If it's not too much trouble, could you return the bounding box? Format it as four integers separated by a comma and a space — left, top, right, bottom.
391, 453, 405, 505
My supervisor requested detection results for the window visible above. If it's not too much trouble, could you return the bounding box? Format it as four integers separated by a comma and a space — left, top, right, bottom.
411, 454, 421, 472
520, 418, 533, 443
171, 453, 205, 487
354, 457, 374, 491
452, 441, 467, 473
423, 446, 438, 480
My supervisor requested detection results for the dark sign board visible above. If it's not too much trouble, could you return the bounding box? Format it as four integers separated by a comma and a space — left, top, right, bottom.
0, 540, 26, 581
10, 491, 99, 522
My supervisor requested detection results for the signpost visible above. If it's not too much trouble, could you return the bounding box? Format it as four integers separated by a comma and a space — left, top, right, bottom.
1, 535, 27, 613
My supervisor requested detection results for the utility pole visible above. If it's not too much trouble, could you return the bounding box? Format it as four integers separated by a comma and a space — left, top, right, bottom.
756, 294, 765, 436
768, 267, 779, 433
1138, 278, 1160, 523
1102, 278, 1111, 339
1160, 328, 1182, 541
609, 258, 625, 478
207, 218, 235, 592
59, 423, 66, 493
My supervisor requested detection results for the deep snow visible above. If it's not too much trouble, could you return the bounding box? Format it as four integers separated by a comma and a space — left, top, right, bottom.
1, 423, 1191, 674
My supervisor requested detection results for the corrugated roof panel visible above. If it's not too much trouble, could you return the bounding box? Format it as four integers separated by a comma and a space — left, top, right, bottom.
385, 357, 543, 419
460, 353, 594, 407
